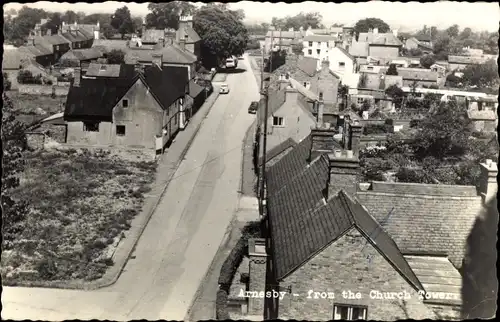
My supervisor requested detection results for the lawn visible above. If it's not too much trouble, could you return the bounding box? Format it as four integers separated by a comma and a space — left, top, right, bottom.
6, 92, 66, 125
1, 148, 157, 284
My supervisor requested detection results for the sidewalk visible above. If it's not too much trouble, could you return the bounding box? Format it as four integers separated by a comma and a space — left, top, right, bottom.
20, 90, 221, 290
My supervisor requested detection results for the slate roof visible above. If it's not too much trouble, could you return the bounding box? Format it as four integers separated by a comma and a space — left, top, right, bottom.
60, 48, 105, 61
2, 49, 34, 70
289, 78, 319, 101
177, 26, 201, 43
37, 34, 71, 46
125, 45, 197, 65
62, 30, 89, 43
92, 39, 129, 51
303, 34, 335, 42
266, 151, 423, 290
142, 29, 165, 43
265, 138, 297, 164
335, 46, 355, 61
85, 63, 135, 78
188, 80, 204, 98
358, 32, 403, 46
297, 56, 319, 76
259, 88, 287, 124
349, 41, 369, 57
64, 65, 188, 122
357, 183, 484, 268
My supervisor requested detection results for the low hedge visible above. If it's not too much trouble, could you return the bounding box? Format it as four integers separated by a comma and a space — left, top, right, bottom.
218, 238, 246, 290
216, 288, 230, 320
363, 124, 388, 135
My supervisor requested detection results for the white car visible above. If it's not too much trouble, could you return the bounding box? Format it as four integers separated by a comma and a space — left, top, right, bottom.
220, 83, 229, 94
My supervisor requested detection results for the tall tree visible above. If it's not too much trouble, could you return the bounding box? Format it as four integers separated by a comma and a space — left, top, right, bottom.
194, 5, 249, 68
462, 59, 498, 89
61, 10, 78, 24
459, 27, 473, 40
146, 1, 196, 30
76, 11, 87, 23
386, 64, 398, 75
353, 18, 390, 38
419, 54, 436, 68
111, 6, 135, 39
4, 6, 48, 45
1, 94, 28, 249
271, 12, 323, 31
43, 12, 62, 35
106, 49, 126, 64
446, 24, 460, 39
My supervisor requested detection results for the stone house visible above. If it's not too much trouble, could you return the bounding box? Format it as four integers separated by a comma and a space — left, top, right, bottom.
243, 112, 498, 320
60, 22, 95, 50
357, 29, 403, 59
63, 64, 189, 155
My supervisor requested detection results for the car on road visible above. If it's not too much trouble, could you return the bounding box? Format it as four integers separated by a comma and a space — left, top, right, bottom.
225, 57, 237, 69
248, 101, 259, 114
219, 83, 229, 94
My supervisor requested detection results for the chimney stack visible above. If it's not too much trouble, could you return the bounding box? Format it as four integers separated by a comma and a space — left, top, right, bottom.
142, 19, 146, 38
309, 121, 337, 162
284, 86, 298, 102
327, 150, 360, 199
152, 53, 163, 69
348, 120, 364, 156
317, 99, 324, 127
247, 238, 268, 315
73, 67, 81, 87
159, 37, 165, 47
479, 160, 498, 204
179, 38, 186, 51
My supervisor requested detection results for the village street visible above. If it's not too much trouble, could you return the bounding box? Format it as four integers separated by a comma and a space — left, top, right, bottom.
2, 55, 260, 321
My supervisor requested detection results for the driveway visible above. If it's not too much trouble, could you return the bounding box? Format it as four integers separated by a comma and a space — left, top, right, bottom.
2, 55, 260, 321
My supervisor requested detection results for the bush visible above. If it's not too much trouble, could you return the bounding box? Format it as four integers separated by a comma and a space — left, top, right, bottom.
363, 124, 388, 135
216, 289, 230, 320
3, 72, 12, 90
36, 258, 58, 279
246, 39, 261, 50
218, 238, 246, 288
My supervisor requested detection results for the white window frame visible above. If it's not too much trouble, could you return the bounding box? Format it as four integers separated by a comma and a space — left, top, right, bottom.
308, 49, 312, 55
272, 116, 284, 127
317, 41, 321, 46
333, 304, 367, 320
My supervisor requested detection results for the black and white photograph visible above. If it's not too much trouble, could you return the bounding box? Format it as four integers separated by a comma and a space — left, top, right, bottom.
1, 1, 498, 321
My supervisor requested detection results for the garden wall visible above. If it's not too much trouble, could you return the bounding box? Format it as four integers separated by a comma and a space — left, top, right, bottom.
18, 85, 69, 96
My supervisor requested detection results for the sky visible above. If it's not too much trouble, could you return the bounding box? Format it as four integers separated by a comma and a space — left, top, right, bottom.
3, 1, 500, 32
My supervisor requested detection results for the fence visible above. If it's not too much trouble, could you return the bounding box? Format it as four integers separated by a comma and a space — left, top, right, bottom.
18, 85, 69, 96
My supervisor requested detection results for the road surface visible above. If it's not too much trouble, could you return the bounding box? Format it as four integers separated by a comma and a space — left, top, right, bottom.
2, 55, 260, 321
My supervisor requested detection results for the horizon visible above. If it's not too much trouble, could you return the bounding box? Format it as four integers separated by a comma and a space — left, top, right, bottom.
3, 1, 499, 32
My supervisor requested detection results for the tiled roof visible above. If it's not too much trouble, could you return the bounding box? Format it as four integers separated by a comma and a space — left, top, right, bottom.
359, 32, 403, 46
38, 34, 71, 46
92, 39, 129, 51
62, 30, 89, 43
349, 41, 369, 57
357, 183, 484, 268
177, 26, 201, 43
60, 48, 105, 61
405, 255, 462, 306
303, 34, 335, 42
297, 56, 319, 76
188, 80, 204, 98
141, 29, 165, 43
125, 45, 197, 65
265, 138, 297, 164
22, 43, 53, 56
85, 63, 135, 78
64, 65, 188, 122
267, 160, 424, 290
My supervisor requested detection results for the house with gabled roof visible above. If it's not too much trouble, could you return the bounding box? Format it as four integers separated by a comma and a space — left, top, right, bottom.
176, 15, 201, 58
63, 63, 190, 156
242, 109, 497, 320
405, 37, 433, 54
326, 46, 356, 81
356, 29, 403, 59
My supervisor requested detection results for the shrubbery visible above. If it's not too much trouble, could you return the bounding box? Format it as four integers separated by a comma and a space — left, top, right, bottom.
363, 124, 388, 135
246, 39, 261, 50
17, 70, 52, 85
216, 289, 230, 320
3, 72, 12, 91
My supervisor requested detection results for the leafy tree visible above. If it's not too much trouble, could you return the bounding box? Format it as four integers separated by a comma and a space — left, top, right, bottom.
43, 12, 62, 35
193, 5, 249, 68
419, 54, 436, 68
82, 13, 112, 25
385, 84, 404, 109
76, 11, 87, 23
61, 10, 78, 24
132, 17, 143, 34
432, 34, 451, 60
146, 1, 197, 30
446, 24, 460, 39
459, 27, 473, 40
445, 73, 462, 87
4, 6, 48, 45
461, 59, 498, 89
2, 94, 28, 249
106, 49, 126, 64
272, 12, 324, 31
338, 84, 349, 110
291, 41, 304, 55
353, 18, 390, 39
111, 6, 135, 39
408, 48, 423, 57
386, 64, 398, 75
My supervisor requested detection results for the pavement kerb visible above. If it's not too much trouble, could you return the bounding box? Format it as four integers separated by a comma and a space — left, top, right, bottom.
4, 91, 220, 290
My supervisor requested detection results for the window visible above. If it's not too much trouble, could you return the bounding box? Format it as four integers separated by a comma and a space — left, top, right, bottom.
317, 49, 321, 55
308, 41, 313, 47
116, 125, 126, 136
184, 35, 188, 39
367, 66, 374, 70
55, 45, 59, 51
333, 304, 367, 320
319, 92, 324, 100
308, 49, 312, 55
83, 122, 99, 132
122, 99, 129, 108
339, 62, 346, 68
303, 81, 310, 88
357, 97, 365, 104
273, 116, 284, 126
317, 42, 321, 46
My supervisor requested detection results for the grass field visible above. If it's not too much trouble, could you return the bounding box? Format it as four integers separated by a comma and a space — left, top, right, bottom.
6, 92, 66, 125
1, 148, 157, 284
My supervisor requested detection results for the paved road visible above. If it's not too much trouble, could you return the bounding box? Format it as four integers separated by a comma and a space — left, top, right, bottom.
2, 55, 260, 321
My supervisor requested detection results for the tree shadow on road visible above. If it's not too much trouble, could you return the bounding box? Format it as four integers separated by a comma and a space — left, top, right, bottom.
220, 68, 247, 74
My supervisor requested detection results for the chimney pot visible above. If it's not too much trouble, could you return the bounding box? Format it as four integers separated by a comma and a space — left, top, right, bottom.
327, 152, 360, 199
73, 67, 81, 87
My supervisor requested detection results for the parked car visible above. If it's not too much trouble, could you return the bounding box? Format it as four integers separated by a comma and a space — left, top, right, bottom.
220, 83, 230, 94
248, 101, 259, 114
225, 57, 237, 69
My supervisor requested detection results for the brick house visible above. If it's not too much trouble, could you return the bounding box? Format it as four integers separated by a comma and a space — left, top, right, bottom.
63, 64, 189, 155
243, 111, 497, 320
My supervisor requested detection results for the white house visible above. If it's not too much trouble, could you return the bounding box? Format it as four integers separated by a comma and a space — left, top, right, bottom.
325, 46, 356, 81
302, 34, 335, 64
